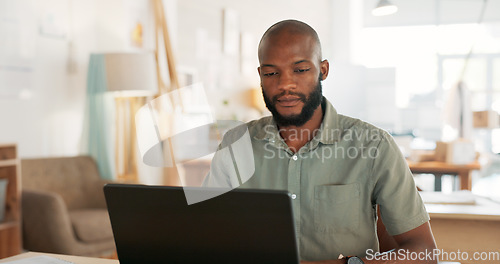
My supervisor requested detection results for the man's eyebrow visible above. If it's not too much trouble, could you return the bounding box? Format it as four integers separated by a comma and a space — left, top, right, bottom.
294, 60, 310, 64
261, 60, 311, 68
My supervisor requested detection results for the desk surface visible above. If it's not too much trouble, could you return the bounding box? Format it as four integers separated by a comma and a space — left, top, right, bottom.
424, 194, 500, 221
0, 252, 118, 264
408, 160, 481, 172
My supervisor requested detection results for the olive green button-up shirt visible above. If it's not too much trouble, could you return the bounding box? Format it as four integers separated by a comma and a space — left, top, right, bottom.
203, 98, 429, 261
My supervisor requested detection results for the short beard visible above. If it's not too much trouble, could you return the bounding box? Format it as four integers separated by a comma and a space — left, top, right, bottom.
262, 74, 323, 127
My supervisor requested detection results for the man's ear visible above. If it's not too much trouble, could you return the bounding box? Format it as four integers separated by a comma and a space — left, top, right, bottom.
257, 67, 261, 75
320, 60, 329, 80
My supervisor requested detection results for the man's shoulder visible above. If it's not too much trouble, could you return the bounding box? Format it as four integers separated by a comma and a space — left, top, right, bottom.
336, 114, 390, 142
337, 113, 383, 131
220, 116, 273, 142
246, 115, 274, 133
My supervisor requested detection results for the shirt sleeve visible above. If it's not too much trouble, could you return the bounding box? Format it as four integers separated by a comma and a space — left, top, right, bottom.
201, 143, 238, 188
371, 132, 430, 236
202, 123, 255, 188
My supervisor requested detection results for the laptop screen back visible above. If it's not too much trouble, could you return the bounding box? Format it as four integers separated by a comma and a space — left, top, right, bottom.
104, 184, 299, 264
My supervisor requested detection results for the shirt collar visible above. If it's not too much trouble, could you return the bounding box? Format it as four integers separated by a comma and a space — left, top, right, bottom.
317, 98, 341, 144
253, 116, 279, 141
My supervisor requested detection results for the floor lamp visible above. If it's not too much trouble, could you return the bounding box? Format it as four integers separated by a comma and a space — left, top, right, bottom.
102, 52, 158, 182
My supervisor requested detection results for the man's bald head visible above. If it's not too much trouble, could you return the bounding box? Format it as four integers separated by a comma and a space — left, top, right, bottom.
258, 20, 322, 63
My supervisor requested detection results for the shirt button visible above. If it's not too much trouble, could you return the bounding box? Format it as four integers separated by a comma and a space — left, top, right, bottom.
291, 194, 297, 199
292, 155, 298, 161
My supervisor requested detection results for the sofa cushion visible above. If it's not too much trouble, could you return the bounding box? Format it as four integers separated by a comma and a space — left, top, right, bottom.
21, 156, 108, 210
69, 209, 114, 243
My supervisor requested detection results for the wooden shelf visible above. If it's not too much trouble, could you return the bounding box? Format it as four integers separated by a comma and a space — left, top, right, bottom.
0, 220, 19, 229
0, 160, 18, 167
0, 145, 16, 160
0, 144, 21, 259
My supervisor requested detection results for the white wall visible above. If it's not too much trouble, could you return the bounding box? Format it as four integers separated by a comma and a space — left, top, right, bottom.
4, 0, 497, 158
364, 0, 500, 27
0, 0, 336, 158
175, 0, 334, 119
0, 0, 87, 157
0, 0, 161, 158
323, 0, 367, 119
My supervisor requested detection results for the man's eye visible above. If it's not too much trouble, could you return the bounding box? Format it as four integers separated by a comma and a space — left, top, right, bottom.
295, 68, 310, 73
263, 72, 278, 77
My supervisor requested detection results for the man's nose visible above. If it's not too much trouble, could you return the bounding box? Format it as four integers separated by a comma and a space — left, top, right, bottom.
277, 71, 296, 91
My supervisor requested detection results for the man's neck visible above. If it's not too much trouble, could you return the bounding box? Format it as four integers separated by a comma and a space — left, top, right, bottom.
278, 105, 324, 153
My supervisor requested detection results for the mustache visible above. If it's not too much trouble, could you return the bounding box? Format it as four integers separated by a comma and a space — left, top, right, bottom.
271, 91, 307, 103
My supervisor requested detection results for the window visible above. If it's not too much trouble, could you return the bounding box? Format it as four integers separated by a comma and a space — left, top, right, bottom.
358, 23, 500, 152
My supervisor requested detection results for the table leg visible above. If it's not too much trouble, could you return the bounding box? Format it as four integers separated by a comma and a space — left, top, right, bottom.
434, 173, 443, 191
459, 170, 472, 190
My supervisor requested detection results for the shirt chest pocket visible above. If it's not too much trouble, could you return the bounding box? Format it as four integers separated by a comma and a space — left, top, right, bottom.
314, 183, 360, 234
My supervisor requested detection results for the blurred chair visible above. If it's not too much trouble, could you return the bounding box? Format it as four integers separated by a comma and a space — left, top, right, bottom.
21, 156, 115, 257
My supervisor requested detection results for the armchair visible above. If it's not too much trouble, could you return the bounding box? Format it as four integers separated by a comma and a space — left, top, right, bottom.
21, 156, 115, 257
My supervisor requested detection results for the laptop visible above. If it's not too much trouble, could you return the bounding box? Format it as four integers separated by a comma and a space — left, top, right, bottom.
104, 184, 299, 264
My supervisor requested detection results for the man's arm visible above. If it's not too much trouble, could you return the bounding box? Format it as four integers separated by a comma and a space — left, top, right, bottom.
383, 221, 437, 264
301, 221, 437, 264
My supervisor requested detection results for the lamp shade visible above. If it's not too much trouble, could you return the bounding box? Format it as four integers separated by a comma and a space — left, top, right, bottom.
102, 52, 158, 97
372, 0, 398, 16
